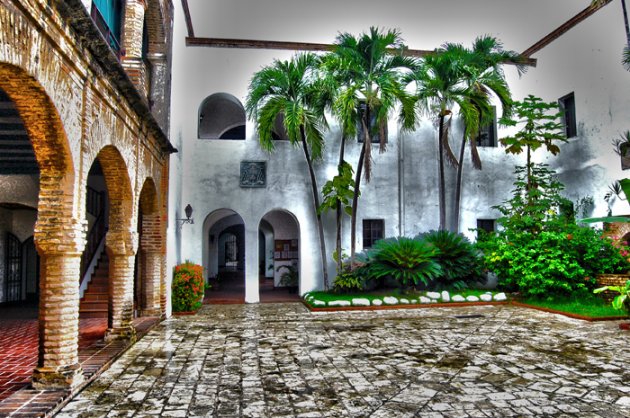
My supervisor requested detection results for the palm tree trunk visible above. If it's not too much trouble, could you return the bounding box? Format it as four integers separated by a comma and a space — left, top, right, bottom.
623, 0, 630, 45
350, 139, 367, 266
454, 132, 467, 234
438, 114, 447, 231
335, 137, 346, 274
300, 127, 329, 289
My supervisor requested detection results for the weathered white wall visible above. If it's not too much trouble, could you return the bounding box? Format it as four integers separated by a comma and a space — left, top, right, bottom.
503, 3, 630, 220
169, 0, 630, 298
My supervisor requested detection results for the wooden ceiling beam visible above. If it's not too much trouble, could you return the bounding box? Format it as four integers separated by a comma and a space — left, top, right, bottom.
185, 36, 536, 66
521, 0, 613, 57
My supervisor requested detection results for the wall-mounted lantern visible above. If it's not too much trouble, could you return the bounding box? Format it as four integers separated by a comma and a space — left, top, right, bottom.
177, 204, 194, 229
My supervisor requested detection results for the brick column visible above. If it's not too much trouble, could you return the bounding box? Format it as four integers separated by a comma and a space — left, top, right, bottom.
138, 212, 163, 316
121, 0, 149, 97
32, 218, 86, 390
140, 251, 162, 315
105, 230, 138, 342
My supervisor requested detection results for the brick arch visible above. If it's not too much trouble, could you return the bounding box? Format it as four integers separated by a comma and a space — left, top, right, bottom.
0, 63, 83, 251
138, 177, 159, 215
0, 64, 84, 389
95, 145, 134, 232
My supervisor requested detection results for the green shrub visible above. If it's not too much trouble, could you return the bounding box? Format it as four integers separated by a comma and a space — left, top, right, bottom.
172, 261, 205, 312
332, 270, 364, 293
477, 159, 630, 299
360, 237, 442, 288
477, 225, 630, 299
417, 230, 481, 289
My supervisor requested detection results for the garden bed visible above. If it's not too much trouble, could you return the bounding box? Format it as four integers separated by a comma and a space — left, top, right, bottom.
303, 290, 507, 309
303, 290, 628, 322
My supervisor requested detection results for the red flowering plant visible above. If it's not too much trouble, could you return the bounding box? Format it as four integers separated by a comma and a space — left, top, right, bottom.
609, 236, 630, 264
172, 261, 205, 312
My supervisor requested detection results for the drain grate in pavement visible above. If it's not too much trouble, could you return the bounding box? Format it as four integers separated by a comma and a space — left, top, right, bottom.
454, 314, 485, 319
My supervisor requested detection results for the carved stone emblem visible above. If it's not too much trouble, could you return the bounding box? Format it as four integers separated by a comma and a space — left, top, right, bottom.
240, 161, 266, 188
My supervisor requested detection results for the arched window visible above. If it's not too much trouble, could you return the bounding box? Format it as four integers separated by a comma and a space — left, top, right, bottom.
198, 93, 246, 140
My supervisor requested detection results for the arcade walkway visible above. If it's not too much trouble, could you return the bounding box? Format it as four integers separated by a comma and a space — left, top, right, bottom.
0, 303, 158, 416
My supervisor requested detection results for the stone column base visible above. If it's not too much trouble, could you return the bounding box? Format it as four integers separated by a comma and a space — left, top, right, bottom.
105, 325, 137, 343
138, 308, 161, 317
32, 363, 83, 390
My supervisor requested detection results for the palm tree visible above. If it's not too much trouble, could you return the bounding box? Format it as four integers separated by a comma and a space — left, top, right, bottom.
452, 36, 524, 233
246, 53, 331, 289
410, 44, 484, 231
326, 27, 417, 264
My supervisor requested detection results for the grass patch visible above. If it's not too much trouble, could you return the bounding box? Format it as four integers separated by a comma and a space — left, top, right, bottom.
304, 288, 503, 307
517, 294, 626, 318
303, 289, 628, 319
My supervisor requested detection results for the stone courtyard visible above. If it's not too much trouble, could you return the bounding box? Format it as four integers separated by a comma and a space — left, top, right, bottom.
57, 303, 630, 417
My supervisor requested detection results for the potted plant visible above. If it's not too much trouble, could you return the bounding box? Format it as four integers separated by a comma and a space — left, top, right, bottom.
594, 279, 630, 329
172, 261, 205, 313
277, 264, 299, 294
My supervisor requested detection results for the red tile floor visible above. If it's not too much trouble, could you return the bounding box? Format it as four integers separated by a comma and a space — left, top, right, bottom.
0, 302, 158, 406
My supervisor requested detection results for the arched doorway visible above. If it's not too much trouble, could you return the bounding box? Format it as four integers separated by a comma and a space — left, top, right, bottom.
79, 159, 109, 321
80, 145, 136, 343
203, 209, 246, 303
258, 209, 301, 302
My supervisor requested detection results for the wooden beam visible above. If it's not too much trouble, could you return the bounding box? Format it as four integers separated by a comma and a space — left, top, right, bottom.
181, 0, 194, 38
186, 36, 332, 52
186, 36, 536, 66
521, 0, 613, 57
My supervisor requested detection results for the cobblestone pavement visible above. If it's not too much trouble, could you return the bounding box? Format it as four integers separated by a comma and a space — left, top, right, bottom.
56, 303, 630, 417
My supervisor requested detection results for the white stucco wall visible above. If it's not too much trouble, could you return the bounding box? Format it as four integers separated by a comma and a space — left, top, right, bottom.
169, 0, 630, 300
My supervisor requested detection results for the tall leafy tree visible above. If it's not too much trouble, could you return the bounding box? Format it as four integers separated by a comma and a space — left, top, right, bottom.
451, 36, 524, 233
246, 53, 331, 289
326, 27, 417, 264
410, 43, 488, 231
500, 95, 567, 196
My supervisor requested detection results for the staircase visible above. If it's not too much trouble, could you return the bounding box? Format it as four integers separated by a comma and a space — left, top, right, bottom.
79, 252, 109, 318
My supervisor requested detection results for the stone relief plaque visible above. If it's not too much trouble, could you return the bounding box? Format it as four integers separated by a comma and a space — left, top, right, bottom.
240, 161, 266, 188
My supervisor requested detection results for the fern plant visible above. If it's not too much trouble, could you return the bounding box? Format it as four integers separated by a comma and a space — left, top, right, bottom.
417, 230, 482, 289
361, 237, 442, 288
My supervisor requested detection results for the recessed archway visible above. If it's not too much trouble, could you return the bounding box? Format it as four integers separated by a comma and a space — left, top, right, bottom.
258, 209, 301, 302
134, 178, 162, 317
198, 93, 246, 139
81, 145, 136, 342
203, 209, 246, 303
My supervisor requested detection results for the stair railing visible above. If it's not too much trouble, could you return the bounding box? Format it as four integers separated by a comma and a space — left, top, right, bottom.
80, 187, 107, 295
